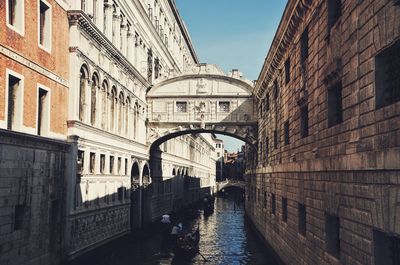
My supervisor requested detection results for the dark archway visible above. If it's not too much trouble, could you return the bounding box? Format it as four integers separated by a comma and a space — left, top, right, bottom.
142, 164, 150, 185
150, 129, 257, 154
172, 168, 176, 176
130, 161, 140, 229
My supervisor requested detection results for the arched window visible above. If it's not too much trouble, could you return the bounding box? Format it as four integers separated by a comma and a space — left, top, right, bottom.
133, 101, 139, 139
101, 80, 108, 130
125, 97, 131, 137
110, 86, 117, 132
90, 73, 99, 126
79, 65, 89, 122
118, 92, 124, 135
142, 164, 150, 185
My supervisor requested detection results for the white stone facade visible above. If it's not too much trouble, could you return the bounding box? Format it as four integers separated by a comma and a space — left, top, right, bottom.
64, 0, 219, 257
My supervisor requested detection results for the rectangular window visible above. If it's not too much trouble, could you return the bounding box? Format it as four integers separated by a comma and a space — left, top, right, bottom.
328, 0, 341, 32
274, 130, 278, 149
271, 193, 276, 214
265, 137, 269, 160
300, 27, 309, 68
13, 204, 26, 230
373, 230, 400, 265
300, 105, 309, 138
7, 74, 21, 130
125, 158, 128, 175
89, 152, 95, 173
39, 0, 51, 51
100, 154, 105, 173
285, 59, 291, 85
118, 157, 122, 174
284, 120, 290, 145
7, 0, 24, 35
176, 101, 187, 112
219, 101, 230, 112
282, 197, 288, 222
325, 213, 340, 258
264, 93, 270, 112
37, 88, 49, 136
375, 39, 400, 109
327, 82, 343, 127
298, 203, 306, 236
117, 186, 125, 202
109, 155, 114, 174
77, 150, 84, 174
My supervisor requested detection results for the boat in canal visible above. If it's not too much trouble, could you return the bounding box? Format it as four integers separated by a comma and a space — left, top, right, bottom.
174, 227, 200, 258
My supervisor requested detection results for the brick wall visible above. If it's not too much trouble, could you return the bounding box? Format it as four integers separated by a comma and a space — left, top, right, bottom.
0, 129, 69, 265
248, 0, 400, 264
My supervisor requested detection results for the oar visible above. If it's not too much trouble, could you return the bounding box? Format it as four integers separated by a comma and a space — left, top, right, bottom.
184, 228, 208, 262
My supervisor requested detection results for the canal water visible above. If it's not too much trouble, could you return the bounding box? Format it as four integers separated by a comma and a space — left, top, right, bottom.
70, 195, 279, 265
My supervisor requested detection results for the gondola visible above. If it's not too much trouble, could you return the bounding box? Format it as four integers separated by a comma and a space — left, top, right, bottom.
174, 227, 200, 258
203, 203, 214, 216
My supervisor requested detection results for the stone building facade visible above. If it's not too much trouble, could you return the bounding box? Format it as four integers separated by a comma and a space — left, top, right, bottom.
0, 1, 70, 265
248, 0, 400, 264
0, 0, 69, 138
64, 0, 219, 258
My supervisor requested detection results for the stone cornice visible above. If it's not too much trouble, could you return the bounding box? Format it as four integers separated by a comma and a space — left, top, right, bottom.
67, 10, 151, 88
120, 0, 183, 72
254, 0, 313, 99
0, 44, 69, 87
167, 0, 199, 64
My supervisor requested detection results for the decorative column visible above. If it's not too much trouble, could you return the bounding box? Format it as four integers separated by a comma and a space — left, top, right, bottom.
112, 7, 121, 48
97, 0, 104, 31
104, 1, 113, 39
120, 18, 128, 56
127, 30, 134, 64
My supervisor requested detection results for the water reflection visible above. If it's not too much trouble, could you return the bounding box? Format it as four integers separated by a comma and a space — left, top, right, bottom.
70, 194, 279, 265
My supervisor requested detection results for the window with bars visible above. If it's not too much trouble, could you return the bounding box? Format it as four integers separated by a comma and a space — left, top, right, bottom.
300, 27, 309, 69
300, 105, 309, 138
282, 197, 288, 222
375, 39, 400, 109
284, 120, 290, 145
271, 193, 276, 214
325, 213, 340, 258
285, 59, 291, 85
176, 101, 187, 112
219, 101, 230, 112
298, 203, 306, 235
327, 82, 343, 127
328, 0, 341, 32
373, 230, 400, 265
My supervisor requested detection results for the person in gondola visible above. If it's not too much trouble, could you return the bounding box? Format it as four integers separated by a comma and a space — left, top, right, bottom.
160, 214, 172, 252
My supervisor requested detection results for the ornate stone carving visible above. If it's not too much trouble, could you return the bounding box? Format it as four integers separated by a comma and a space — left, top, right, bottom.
196, 78, 208, 94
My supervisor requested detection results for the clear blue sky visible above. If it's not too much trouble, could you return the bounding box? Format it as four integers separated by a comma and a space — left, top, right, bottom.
175, 0, 287, 151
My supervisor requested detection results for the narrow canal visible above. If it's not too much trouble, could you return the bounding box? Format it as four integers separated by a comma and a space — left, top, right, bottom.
70, 192, 280, 265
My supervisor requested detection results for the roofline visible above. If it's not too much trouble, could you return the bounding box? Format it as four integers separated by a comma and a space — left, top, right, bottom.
168, 0, 199, 64
255, 0, 312, 98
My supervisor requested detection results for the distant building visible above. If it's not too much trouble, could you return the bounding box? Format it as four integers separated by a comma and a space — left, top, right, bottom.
214, 136, 224, 181
223, 146, 245, 180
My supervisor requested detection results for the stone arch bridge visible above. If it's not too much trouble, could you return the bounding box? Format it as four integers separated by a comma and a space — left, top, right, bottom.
217, 180, 246, 192
146, 64, 258, 151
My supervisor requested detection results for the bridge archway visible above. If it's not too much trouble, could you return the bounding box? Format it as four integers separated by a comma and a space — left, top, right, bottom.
146, 64, 258, 151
